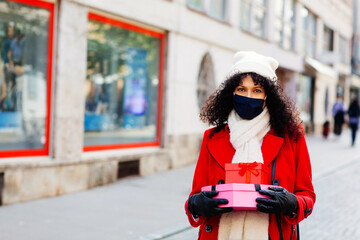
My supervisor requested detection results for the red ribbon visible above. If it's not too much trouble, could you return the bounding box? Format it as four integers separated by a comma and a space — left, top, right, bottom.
238, 162, 260, 177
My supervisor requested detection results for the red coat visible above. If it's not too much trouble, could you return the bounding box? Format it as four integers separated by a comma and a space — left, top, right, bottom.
185, 126, 316, 240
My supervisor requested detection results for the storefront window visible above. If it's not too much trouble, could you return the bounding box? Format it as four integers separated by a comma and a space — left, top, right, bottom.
0, 0, 53, 155
85, 14, 163, 149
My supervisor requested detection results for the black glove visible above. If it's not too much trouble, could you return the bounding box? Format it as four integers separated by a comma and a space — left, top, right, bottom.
188, 191, 233, 218
256, 186, 297, 216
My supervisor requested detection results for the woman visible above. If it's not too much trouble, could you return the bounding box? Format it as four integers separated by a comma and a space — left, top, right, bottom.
348, 98, 360, 146
185, 51, 315, 240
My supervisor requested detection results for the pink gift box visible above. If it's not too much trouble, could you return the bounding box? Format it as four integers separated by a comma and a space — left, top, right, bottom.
201, 183, 272, 211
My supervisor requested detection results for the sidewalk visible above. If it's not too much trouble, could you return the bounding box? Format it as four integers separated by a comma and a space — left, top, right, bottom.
0, 129, 359, 240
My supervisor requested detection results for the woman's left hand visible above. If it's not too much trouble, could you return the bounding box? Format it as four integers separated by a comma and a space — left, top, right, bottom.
256, 186, 298, 216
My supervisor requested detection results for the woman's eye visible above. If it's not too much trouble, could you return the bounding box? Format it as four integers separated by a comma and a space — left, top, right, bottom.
255, 89, 264, 93
237, 88, 245, 92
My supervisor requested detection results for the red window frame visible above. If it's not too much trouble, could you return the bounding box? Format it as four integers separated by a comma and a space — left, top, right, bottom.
84, 13, 164, 152
0, 0, 54, 158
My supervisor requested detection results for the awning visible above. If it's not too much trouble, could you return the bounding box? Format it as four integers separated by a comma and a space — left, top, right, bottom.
305, 57, 338, 79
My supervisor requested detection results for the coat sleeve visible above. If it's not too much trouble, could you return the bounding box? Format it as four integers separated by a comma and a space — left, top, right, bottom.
184, 129, 212, 227
285, 130, 316, 225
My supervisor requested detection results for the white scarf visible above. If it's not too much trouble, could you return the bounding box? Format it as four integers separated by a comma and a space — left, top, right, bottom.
218, 108, 271, 240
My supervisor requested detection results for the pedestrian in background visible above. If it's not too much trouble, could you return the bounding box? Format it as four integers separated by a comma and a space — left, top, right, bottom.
347, 97, 360, 146
185, 51, 315, 240
332, 94, 345, 138
322, 120, 330, 139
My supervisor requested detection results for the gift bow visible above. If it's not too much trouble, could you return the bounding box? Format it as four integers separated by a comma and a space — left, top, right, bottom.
238, 162, 260, 176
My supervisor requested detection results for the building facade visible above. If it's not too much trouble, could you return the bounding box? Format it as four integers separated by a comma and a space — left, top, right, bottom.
0, 0, 355, 204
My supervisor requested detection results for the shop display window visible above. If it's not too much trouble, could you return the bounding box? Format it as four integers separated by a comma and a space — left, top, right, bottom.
0, 0, 53, 157
84, 13, 164, 151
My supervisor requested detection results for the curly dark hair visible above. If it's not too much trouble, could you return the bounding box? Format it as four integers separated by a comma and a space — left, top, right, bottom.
200, 72, 303, 139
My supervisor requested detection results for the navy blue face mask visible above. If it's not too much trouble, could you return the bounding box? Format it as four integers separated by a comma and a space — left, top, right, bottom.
233, 94, 265, 120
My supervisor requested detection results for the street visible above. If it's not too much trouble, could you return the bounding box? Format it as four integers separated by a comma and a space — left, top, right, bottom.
300, 158, 360, 239
0, 129, 360, 240
164, 152, 360, 240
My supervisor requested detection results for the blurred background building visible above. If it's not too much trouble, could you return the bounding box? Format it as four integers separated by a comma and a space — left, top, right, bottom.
0, 0, 358, 205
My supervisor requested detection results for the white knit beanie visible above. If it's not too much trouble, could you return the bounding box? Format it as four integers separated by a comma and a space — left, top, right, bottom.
227, 51, 279, 82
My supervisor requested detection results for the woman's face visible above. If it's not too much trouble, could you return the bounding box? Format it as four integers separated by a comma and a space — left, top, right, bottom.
234, 75, 266, 99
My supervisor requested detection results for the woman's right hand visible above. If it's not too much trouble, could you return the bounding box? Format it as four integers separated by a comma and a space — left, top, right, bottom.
188, 191, 233, 218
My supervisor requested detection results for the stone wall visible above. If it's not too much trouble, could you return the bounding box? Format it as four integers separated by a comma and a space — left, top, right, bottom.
3, 162, 107, 205
1, 149, 171, 205
0, 130, 203, 205
168, 133, 203, 168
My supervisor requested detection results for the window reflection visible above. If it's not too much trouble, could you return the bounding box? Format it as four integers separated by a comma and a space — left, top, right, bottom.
0, 0, 50, 151
240, 0, 267, 38
84, 17, 162, 147
209, 0, 227, 20
274, 0, 295, 50
297, 75, 313, 123
339, 36, 349, 64
302, 8, 316, 57
186, 0, 204, 11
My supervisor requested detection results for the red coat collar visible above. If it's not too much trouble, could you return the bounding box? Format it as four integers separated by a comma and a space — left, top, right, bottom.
206, 127, 283, 170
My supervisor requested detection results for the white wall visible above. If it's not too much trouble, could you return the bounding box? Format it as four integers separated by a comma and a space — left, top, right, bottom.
300, 0, 353, 38
166, 33, 234, 135
313, 73, 338, 129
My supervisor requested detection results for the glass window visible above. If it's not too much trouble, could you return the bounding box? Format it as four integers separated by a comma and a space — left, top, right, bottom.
274, 0, 295, 50
85, 14, 163, 149
253, 3, 267, 37
240, 0, 267, 38
187, 0, 227, 21
186, 0, 205, 11
339, 35, 349, 64
0, 0, 53, 155
209, 0, 227, 20
302, 7, 316, 57
323, 25, 334, 51
240, 0, 251, 31
297, 74, 313, 123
